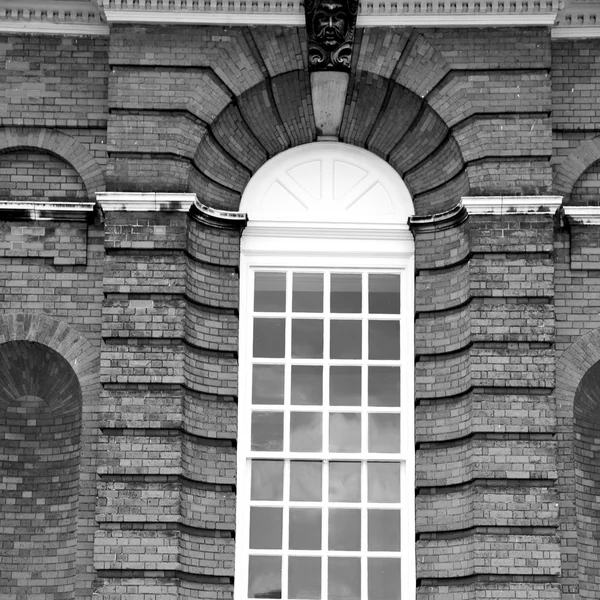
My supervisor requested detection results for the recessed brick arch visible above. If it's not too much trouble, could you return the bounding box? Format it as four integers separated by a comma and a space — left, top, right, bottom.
556, 327, 600, 600
191, 68, 468, 216
0, 314, 99, 600
0, 127, 106, 199
553, 136, 600, 200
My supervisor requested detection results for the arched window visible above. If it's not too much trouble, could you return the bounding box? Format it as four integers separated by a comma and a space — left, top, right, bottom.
236, 142, 415, 600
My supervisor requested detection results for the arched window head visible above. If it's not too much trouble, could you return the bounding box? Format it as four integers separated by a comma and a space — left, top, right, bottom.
236, 142, 416, 600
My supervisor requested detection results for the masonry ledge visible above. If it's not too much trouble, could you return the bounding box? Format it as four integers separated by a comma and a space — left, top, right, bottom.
563, 206, 600, 226
462, 196, 563, 215
97, 192, 196, 212
0, 201, 95, 221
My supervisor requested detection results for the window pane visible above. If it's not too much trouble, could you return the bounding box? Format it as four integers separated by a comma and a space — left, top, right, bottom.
329, 462, 361, 502
250, 507, 282, 549
254, 318, 285, 358
292, 319, 323, 358
368, 558, 401, 600
369, 274, 400, 315
331, 274, 361, 313
329, 558, 360, 600
368, 367, 400, 407
330, 320, 361, 360
289, 557, 321, 600
329, 508, 361, 550
368, 510, 401, 551
291, 412, 322, 452
253, 365, 284, 405
290, 461, 322, 502
369, 414, 400, 453
255, 272, 286, 312
330, 366, 361, 406
329, 413, 361, 453
368, 463, 400, 503
289, 508, 322, 550
251, 460, 284, 501
251, 412, 284, 451
248, 556, 282, 599
293, 273, 323, 313
368, 321, 400, 360
291, 365, 323, 405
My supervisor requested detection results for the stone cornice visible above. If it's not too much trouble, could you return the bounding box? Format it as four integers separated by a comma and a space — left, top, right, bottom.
562, 206, 600, 226
0, 201, 95, 221
462, 196, 563, 215
409, 203, 468, 233
190, 199, 247, 230
96, 192, 196, 212
0, 1, 109, 36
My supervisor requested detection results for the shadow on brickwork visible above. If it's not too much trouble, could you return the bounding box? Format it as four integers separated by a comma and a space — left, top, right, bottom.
0, 341, 82, 600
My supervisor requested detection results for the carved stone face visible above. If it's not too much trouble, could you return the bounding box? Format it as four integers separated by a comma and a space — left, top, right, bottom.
313, 1, 348, 49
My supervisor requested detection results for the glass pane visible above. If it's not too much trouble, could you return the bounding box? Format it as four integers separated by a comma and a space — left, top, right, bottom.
289, 508, 322, 550
290, 461, 322, 501
329, 558, 360, 600
293, 273, 323, 313
250, 507, 282, 549
368, 463, 401, 503
368, 321, 400, 360
330, 366, 361, 406
251, 412, 284, 451
251, 460, 284, 501
330, 320, 361, 360
369, 414, 400, 453
329, 413, 361, 453
291, 412, 322, 452
289, 557, 321, 600
331, 274, 361, 313
291, 366, 323, 405
248, 556, 282, 599
254, 318, 285, 358
292, 319, 323, 358
329, 462, 361, 502
368, 510, 401, 551
368, 367, 400, 407
329, 508, 361, 551
369, 274, 400, 315
255, 272, 286, 312
253, 365, 284, 405
368, 558, 401, 600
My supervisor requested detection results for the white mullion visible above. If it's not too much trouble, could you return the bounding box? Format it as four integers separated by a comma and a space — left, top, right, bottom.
361, 458, 368, 600
322, 457, 328, 600
282, 457, 290, 600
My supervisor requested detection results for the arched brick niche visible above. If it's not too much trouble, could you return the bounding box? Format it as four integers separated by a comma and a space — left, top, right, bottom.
0, 313, 101, 599
570, 159, 600, 206
0, 127, 106, 200
0, 340, 82, 600
554, 136, 600, 202
556, 327, 600, 600
574, 359, 600, 599
0, 149, 88, 202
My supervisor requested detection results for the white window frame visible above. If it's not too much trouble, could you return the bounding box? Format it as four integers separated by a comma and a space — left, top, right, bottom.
236, 143, 415, 600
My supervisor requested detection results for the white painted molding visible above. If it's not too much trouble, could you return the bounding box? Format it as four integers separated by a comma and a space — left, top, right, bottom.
0, 201, 95, 221
462, 196, 563, 215
97, 192, 197, 212
563, 206, 600, 226
0, 0, 109, 36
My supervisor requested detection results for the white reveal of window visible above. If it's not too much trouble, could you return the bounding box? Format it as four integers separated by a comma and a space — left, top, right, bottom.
237, 142, 415, 600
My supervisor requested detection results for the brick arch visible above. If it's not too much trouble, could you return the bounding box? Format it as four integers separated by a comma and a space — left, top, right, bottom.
556, 327, 600, 600
0, 314, 99, 600
0, 312, 99, 394
553, 136, 600, 200
0, 127, 106, 199
191, 69, 468, 216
